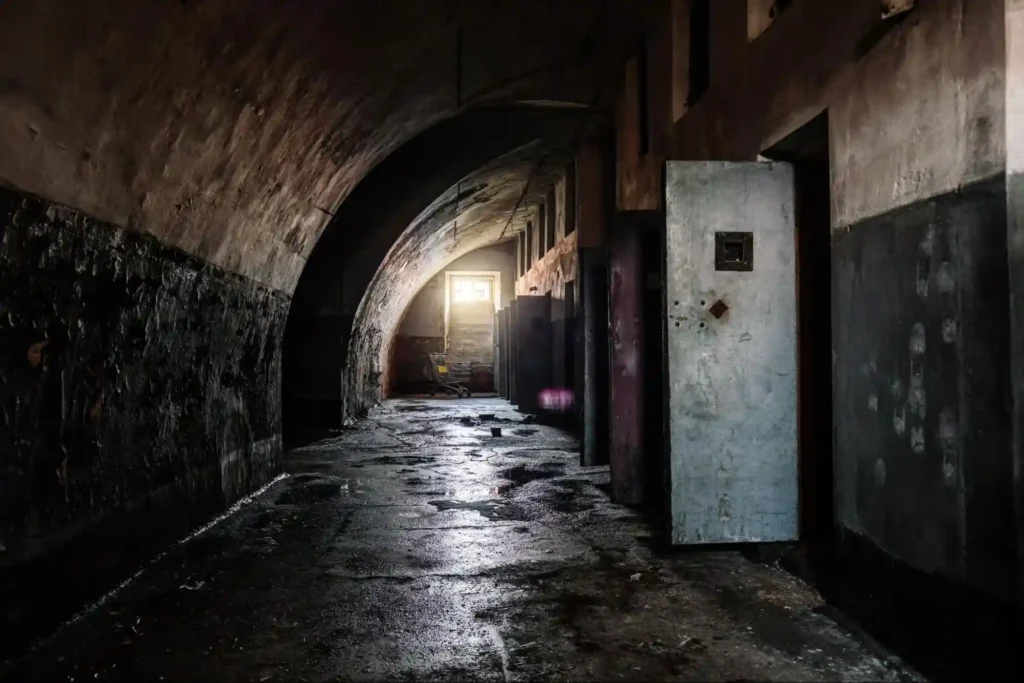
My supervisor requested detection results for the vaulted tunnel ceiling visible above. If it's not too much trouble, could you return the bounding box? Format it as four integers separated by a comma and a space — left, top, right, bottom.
289, 108, 595, 322
0, 0, 642, 293
281, 101, 613, 414
341, 137, 577, 413
362, 142, 573, 344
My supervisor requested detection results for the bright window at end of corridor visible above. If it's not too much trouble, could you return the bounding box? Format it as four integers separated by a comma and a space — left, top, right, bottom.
451, 276, 492, 303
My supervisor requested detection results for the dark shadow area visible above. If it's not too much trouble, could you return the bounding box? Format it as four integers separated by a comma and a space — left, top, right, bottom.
782, 532, 1022, 681
762, 110, 834, 542
581, 248, 611, 467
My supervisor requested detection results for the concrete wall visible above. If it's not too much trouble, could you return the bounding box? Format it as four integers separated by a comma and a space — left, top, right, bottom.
826, 0, 1011, 600
619, 0, 1014, 597
448, 300, 497, 388
516, 189, 580, 394
1006, 0, 1024, 604
516, 230, 579, 299
0, 185, 286, 652
0, 0, 639, 293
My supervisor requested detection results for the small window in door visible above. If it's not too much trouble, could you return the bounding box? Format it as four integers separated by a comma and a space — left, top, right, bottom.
715, 231, 754, 271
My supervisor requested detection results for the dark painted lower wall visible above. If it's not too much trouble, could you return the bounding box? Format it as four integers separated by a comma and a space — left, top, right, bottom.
1007, 172, 1024, 607
390, 334, 496, 394
390, 335, 445, 393
0, 185, 288, 653
832, 174, 1015, 600
282, 311, 351, 440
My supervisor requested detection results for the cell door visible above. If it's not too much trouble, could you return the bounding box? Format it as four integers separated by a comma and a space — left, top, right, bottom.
665, 161, 798, 544
515, 294, 552, 414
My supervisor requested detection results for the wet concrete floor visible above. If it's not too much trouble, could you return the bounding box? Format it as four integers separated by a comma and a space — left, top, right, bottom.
5, 398, 921, 681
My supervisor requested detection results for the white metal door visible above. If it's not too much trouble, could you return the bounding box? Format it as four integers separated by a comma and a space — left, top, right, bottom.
665, 161, 798, 544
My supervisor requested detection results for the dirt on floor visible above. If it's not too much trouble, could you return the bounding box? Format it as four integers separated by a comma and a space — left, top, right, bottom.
3, 398, 921, 682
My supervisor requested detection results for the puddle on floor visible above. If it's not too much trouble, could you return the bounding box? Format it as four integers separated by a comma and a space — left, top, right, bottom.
427, 498, 528, 521
500, 464, 565, 486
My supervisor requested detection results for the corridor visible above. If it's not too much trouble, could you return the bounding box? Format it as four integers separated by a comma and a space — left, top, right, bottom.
3, 1, 1024, 681
7, 399, 915, 682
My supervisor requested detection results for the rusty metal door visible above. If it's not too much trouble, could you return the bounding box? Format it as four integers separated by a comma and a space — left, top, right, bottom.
665, 161, 798, 544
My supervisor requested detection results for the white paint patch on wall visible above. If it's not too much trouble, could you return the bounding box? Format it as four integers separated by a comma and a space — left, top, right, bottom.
909, 322, 927, 355
891, 378, 905, 400
911, 426, 926, 454
894, 405, 907, 435
919, 226, 936, 257
942, 319, 958, 343
938, 408, 959, 485
936, 261, 956, 293
908, 374, 927, 419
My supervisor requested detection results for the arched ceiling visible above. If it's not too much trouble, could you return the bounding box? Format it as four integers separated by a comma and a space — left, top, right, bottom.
343, 143, 572, 413
362, 143, 571, 341
284, 104, 608, 417
0, 0, 642, 292
290, 108, 593, 319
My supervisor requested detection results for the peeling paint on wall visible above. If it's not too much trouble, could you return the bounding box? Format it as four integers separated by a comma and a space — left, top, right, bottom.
516, 230, 578, 298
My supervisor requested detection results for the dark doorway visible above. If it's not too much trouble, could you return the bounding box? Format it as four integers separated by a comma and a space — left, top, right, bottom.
762, 111, 834, 541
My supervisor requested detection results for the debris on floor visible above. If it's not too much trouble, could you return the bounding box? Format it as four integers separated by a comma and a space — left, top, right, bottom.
5, 398, 920, 683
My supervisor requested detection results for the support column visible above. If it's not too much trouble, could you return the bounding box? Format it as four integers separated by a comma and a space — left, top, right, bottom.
581, 248, 610, 466
577, 142, 611, 466
608, 213, 645, 506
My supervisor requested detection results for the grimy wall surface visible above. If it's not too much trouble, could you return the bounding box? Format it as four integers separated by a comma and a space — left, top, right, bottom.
0, 185, 287, 651
612, 0, 1013, 596
516, 171, 581, 393
0, 0, 641, 647
631, 0, 1012, 597
829, 1, 1012, 600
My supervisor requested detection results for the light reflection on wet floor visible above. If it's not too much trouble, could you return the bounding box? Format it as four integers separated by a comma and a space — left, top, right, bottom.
5, 398, 920, 682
